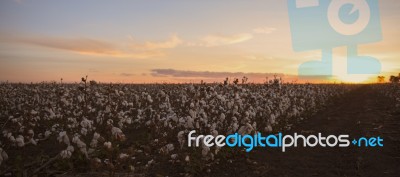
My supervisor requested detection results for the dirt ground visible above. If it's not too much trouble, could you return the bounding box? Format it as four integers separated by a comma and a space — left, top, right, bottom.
206, 86, 400, 177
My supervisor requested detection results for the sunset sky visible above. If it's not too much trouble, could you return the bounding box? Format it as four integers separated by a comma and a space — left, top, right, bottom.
0, 0, 399, 83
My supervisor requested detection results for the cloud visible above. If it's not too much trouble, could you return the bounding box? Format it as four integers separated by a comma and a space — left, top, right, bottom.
151, 68, 287, 79
197, 33, 253, 47
120, 73, 135, 77
253, 27, 276, 34
0, 34, 168, 58
132, 34, 182, 50
14, 36, 124, 56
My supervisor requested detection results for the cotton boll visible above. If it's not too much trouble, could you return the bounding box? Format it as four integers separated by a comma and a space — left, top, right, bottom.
177, 131, 185, 149
60, 150, 72, 159
107, 119, 113, 126
90, 132, 101, 148
67, 145, 75, 153
220, 113, 225, 122
104, 142, 112, 149
0, 148, 8, 165
160, 144, 174, 155
9, 135, 15, 142
111, 127, 125, 141
170, 154, 178, 160
147, 95, 153, 103
16, 135, 25, 147
264, 125, 273, 132
119, 153, 129, 159
2, 130, 9, 138
29, 138, 37, 145
238, 123, 254, 135
81, 128, 88, 136
31, 110, 38, 115
185, 116, 194, 129
57, 131, 70, 145
28, 129, 34, 137
44, 130, 52, 138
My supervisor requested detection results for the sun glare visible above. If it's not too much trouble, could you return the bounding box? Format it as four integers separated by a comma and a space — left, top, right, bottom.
336, 74, 374, 83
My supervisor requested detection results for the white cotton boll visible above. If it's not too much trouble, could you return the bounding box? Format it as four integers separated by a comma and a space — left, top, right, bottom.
60, 150, 72, 159
67, 145, 74, 153
81, 128, 88, 136
90, 139, 98, 148
119, 153, 129, 159
220, 113, 225, 122
107, 119, 113, 125
170, 154, 178, 160
264, 125, 272, 132
90, 132, 101, 148
178, 117, 185, 125
105, 106, 111, 113
6, 132, 12, 139
126, 118, 132, 124
167, 144, 174, 152
28, 129, 35, 136
58, 131, 70, 145
232, 122, 239, 132
104, 142, 112, 149
93, 132, 100, 140
238, 123, 253, 135
18, 126, 25, 133
270, 114, 276, 125
118, 120, 124, 128
177, 131, 185, 149
31, 110, 38, 115
9, 135, 15, 142
160, 143, 175, 154
147, 95, 153, 103
2, 130, 8, 137
51, 124, 59, 132
0, 148, 8, 165
29, 138, 37, 146
185, 116, 194, 129
185, 155, 190, 162
80, 118, 92, 129
111, 127, 125, 141
147, 159, 154, 166
74, 138, 88, 158
211, 130, 218, 137
44, 130, 52, 138
16, 135, 25, 147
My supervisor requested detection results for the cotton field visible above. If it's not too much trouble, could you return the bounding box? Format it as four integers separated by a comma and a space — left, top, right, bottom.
0, 79, 397, 176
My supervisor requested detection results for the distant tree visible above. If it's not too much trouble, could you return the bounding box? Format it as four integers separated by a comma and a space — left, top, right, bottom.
389, 74, 399, 83
377, 76, 385, 83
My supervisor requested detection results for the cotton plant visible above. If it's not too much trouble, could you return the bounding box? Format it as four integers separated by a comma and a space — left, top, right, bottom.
0, 79, 360, 174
